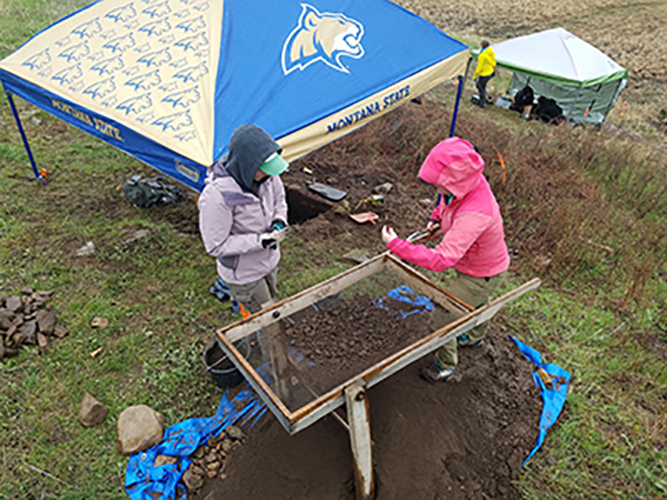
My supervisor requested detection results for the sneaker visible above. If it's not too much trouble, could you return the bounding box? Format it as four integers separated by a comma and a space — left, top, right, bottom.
420, 364, 455, 383
457, 333, 483, 347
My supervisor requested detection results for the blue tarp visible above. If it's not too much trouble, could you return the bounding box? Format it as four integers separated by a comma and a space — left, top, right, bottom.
125, 381, 266, 499
0, 0, 468, 191
508, 335, 571, 467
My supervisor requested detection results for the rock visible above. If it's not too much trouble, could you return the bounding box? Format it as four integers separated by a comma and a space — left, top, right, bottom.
36, 310, 57, 336
206, 460, 221, 472
2, 346, 19, 359
154, 454, 178, 467
0, 310, 14, 330
333, 199, 350, 215
90, 317, 110, 329
373, 182, 393, 194
225, 425, 246, 441
189, 464, 206, 477
193, 446, 206, 459
5, 296, 22, 313
342, 250, 370, 264
78, 392, 109, 427
75, 241, 95, 257
37, 332, 48, 354
53, 323, 69, 339
182, 468, 205, 491
20, 321, 37, 345
221, 438, 233, 453
116, 405, 165, 456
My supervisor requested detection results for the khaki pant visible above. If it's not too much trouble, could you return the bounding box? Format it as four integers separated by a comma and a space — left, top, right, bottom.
226, 268, 278, 314
433, 270, 507, 369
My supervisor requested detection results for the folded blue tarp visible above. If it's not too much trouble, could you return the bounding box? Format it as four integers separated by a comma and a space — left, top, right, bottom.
508, 335, 571, 467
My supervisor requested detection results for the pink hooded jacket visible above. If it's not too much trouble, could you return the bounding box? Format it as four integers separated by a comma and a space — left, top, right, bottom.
386, 137, 510, 277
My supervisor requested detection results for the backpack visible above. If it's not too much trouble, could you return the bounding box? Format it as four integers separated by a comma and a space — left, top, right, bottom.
534, 97, 563, 123
122, 174, 187, 208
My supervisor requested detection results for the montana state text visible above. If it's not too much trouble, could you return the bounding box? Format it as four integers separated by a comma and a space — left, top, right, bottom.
51, 99, 123, 142
326, 85, 410, 133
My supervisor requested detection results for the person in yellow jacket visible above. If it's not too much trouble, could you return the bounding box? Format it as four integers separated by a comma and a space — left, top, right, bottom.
473, 40, 496, 108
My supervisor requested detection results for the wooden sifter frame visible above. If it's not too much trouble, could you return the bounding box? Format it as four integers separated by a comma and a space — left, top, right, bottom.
216, 252, 540, 499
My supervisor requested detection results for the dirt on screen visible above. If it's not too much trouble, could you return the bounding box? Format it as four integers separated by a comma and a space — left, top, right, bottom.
284, 292, 435, 389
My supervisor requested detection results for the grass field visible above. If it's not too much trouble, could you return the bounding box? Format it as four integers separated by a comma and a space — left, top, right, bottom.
1, 0, 666, 499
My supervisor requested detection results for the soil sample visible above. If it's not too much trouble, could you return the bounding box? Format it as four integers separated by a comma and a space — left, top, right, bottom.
284, 292, 440, 392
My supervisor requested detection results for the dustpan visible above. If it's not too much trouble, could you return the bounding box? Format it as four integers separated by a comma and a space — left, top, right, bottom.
349, 212, 379, 225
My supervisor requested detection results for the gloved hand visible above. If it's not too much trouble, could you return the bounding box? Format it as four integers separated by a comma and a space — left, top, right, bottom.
270, 219, 288, 232
260, 227, 288, 249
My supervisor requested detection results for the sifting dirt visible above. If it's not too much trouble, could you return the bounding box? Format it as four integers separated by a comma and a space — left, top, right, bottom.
194, 333, 542, 500
184, 99, 547, 499
285, 293, 437, 390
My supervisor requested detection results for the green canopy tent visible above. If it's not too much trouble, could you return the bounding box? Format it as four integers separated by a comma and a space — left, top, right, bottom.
472, 28, 628, 124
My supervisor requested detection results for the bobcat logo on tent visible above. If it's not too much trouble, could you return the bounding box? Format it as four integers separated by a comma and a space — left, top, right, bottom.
282, 4, 364, 75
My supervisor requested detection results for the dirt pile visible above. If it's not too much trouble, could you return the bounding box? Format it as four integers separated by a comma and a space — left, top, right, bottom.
195, 334, 542, 500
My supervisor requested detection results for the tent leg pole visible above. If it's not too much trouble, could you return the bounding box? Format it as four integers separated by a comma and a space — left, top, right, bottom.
449, 58, 471, 138
345, 381, 375, 500
5, 91, 45, 185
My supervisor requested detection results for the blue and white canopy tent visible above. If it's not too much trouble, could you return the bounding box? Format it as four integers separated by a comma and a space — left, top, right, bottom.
0, 0, 468, 192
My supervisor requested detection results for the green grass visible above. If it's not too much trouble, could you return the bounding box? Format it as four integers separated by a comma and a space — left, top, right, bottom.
1, 1, 666, 499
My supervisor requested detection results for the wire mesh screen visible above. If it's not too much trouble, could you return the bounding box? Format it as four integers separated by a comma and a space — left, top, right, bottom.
239, 267, 458, 413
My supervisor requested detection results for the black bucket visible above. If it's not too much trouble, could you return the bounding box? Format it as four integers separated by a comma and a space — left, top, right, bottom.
203, 339, 251, 389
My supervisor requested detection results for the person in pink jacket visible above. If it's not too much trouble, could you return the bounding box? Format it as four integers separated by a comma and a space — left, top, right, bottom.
381, 137, 510, 382
198, 124, 289, 314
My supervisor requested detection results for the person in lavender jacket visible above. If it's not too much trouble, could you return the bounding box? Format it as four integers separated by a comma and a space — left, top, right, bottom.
381, 137, 510, 382
198, 124, 289, 314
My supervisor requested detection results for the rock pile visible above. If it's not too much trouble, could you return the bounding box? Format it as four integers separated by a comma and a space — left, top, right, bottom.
181, 425, 246, 495
0, 288, 68, 362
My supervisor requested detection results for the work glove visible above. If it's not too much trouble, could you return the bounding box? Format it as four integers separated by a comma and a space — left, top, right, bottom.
260, 227, 288, 249
270, 219, 288, 232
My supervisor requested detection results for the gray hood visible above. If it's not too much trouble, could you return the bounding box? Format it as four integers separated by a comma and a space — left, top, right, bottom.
213, 124, 282, 195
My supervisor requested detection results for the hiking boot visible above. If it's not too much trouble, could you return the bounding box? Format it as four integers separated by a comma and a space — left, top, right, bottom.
420, 364, 455, 383
457, 333, 483, 347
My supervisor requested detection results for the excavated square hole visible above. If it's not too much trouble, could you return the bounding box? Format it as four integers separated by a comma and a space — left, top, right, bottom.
286, 186, 333, 225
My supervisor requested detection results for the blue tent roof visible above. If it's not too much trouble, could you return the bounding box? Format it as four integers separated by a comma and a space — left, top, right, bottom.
0, 0, 468, 192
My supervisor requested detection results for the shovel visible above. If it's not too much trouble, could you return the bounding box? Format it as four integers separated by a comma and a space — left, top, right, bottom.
349, 212, 379, 225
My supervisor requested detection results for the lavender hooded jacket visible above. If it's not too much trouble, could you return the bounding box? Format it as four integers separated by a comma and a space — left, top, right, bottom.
387, 137, 510, 278
198, 125, 288, 285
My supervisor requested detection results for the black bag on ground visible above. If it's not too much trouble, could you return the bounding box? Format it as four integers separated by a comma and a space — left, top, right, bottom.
533, 97, 564, 123
122, 174, 187, 208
